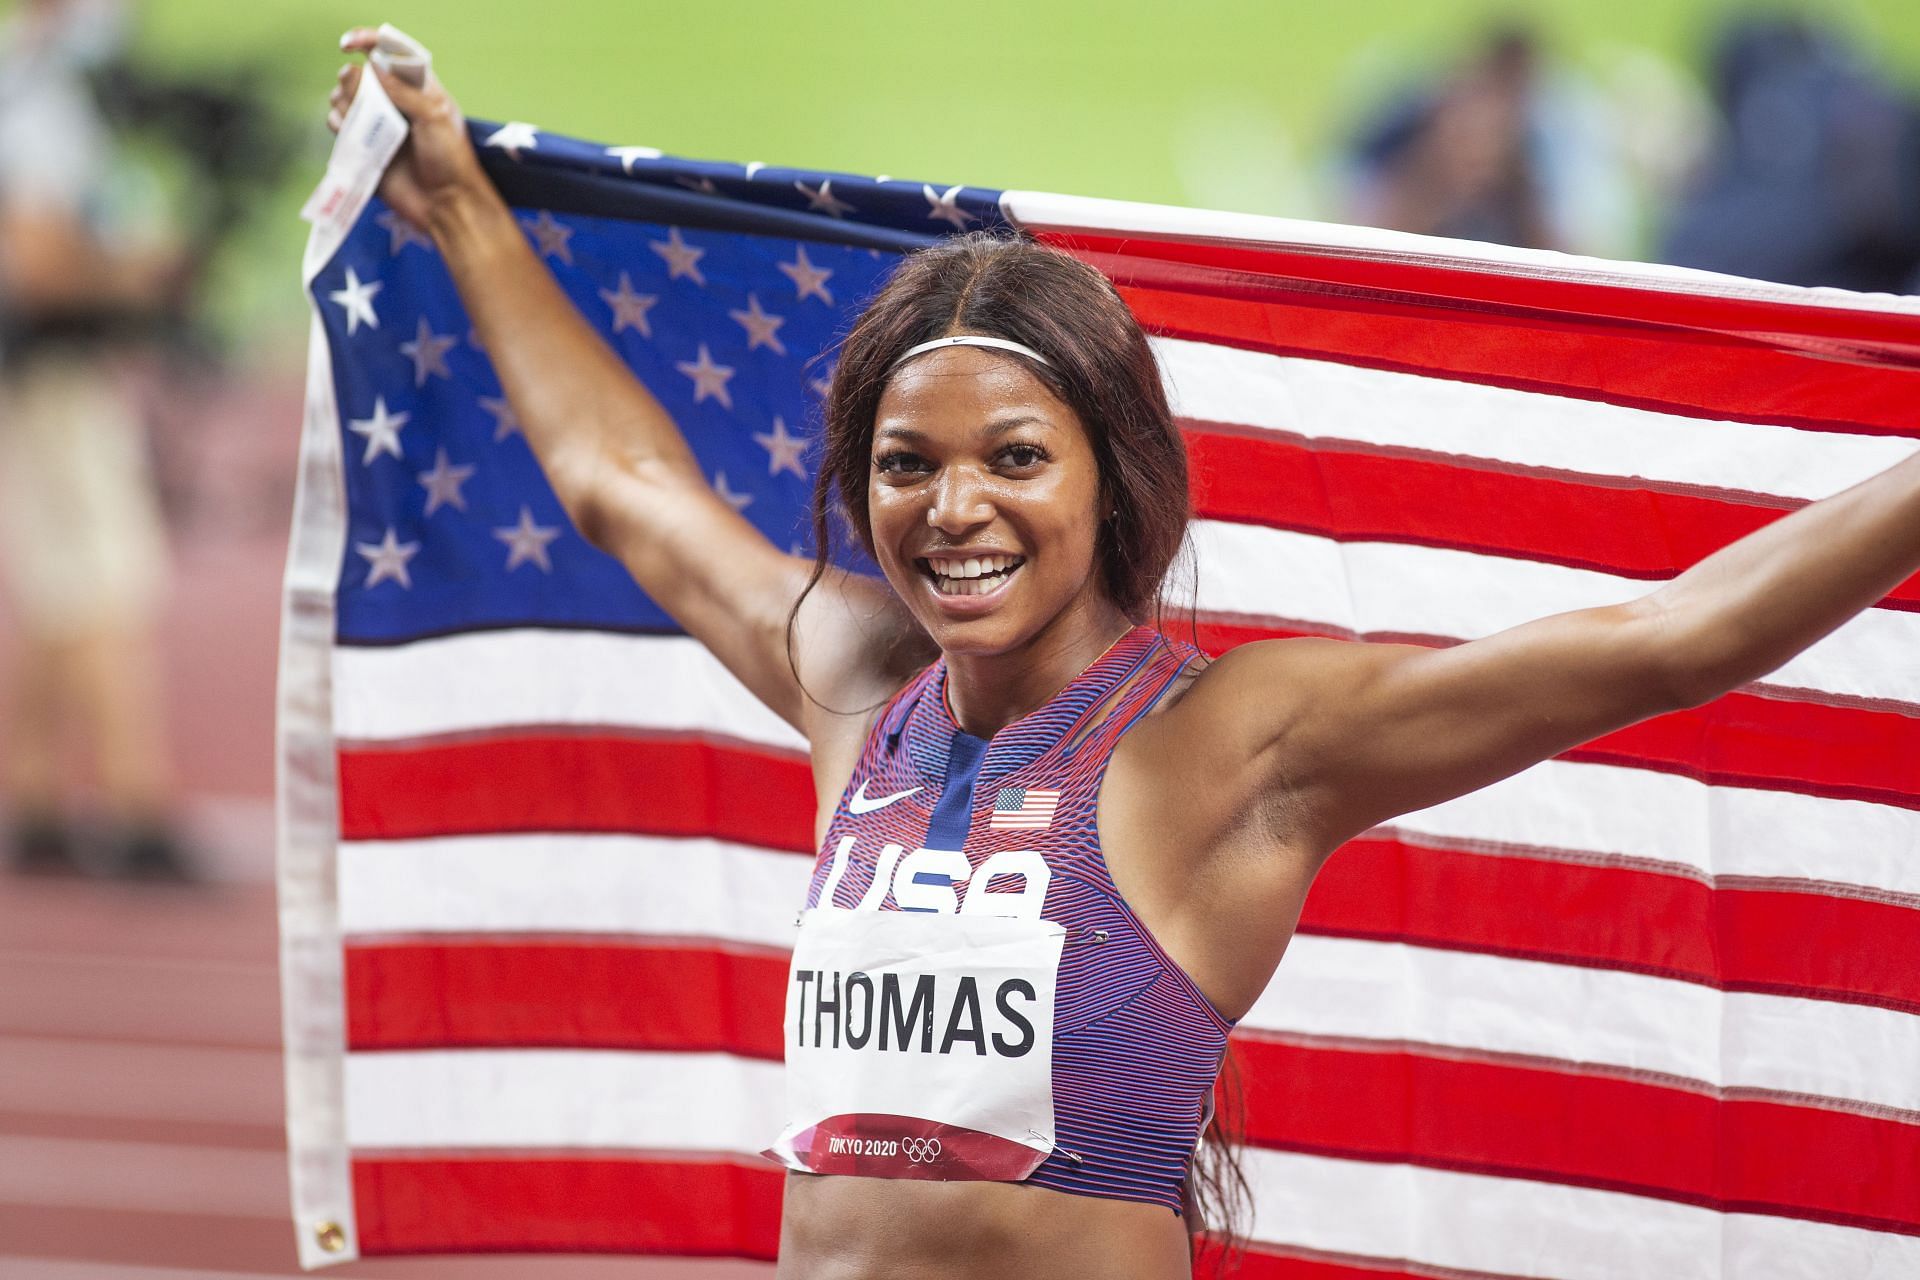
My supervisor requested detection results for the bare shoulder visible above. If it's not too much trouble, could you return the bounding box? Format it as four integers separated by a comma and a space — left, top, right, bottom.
1142, 635, 1375, 761
1102, 637, 1357, 860
1112, 634, 1406, 868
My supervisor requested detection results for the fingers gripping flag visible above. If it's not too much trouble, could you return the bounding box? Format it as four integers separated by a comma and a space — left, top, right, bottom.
283, 115, 1920, 1274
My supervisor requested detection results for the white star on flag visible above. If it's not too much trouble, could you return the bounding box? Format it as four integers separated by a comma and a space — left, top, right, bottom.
795, 179, 855, 218
417, 448, 477, 516
600, 273, 658, 337
494, 505, 561, 572
729, 293, 787, 354
777, 246, 834, 305
400, 316, 457, 386
484, 121, 540, 159
752, 416, 807, 479
375, 210, 433, 255
744, 161, 766, 180
924, 184, 976, 230
809, 371, 834, 398
712, 471, 753, 512
356, 527, 420, 589
479, 395, 520, 442
650, 227, 707, 285
347, 397, 410, 464
522, 210, 574, 265
606, 144, 662, 173
675, 343, 735, 409
328, 267, 382, 335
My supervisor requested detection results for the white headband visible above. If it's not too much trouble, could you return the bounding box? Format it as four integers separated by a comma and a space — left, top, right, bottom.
888, 334, 1054, 372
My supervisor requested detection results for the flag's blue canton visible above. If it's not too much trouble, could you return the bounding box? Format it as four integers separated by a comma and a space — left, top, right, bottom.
995, 787, 1029, 810
314, 121, 1008, 647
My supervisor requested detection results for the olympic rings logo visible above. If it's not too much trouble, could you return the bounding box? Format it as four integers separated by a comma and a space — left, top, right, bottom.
901, 1136, 942, 1164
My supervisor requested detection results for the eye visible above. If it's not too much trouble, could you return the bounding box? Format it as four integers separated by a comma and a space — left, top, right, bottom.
1001, 444, 1048, 469
874, 449, 926, 475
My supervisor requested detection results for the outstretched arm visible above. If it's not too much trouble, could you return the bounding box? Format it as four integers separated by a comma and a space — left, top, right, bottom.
1221, 445, 1920, 861
328, 34, 931, 736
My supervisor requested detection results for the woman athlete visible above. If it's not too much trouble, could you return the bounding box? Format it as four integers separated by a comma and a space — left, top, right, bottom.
330, 32, 1920, 1280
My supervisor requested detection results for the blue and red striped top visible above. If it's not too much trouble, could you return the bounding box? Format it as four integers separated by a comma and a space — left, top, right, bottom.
803, 623, 1235, 1212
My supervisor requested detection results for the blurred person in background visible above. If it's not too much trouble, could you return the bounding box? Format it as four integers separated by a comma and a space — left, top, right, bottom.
0, 0, 199, 881
1657, 14, 1920, 293
1339, 24, 1640, 257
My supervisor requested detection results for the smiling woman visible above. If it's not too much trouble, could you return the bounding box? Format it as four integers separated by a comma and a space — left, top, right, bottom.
803, 233, 1193, 644
330, 25, 1920, 1280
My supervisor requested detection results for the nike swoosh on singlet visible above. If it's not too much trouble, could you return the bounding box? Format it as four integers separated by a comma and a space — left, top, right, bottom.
847, 779, 923, 814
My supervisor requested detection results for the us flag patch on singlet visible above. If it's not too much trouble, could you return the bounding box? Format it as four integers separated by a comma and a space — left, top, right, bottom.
988, 786, 1060, 831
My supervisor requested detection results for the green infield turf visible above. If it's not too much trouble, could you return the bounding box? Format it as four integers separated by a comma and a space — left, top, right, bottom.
109, 0, 1920, 345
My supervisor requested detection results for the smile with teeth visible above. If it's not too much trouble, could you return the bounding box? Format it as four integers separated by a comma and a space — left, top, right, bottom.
918, 553, 1025, 596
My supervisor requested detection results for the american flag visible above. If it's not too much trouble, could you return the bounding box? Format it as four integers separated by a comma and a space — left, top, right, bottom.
280, 116, 1920, 1275
988, 786, 1062, 831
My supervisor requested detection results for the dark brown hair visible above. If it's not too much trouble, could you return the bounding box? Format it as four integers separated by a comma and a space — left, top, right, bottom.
783, 229, 1248, 1257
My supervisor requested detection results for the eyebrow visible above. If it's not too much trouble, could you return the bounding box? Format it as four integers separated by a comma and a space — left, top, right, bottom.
875, 415, 1050, 443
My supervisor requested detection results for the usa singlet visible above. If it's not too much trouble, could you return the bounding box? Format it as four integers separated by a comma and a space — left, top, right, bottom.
762, 624, 1235, 1213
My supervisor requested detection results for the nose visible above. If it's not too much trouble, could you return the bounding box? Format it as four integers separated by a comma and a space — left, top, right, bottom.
925, 464, 994, 532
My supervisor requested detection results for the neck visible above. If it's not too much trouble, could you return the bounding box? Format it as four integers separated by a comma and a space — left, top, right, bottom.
942, 596, 1135, 738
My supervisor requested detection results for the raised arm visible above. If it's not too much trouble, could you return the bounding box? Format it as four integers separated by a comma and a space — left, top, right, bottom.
1218, 445, 1920, 862
330, 34, 932, 737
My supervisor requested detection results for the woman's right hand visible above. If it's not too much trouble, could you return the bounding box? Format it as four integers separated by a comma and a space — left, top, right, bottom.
327, 28, 492, 235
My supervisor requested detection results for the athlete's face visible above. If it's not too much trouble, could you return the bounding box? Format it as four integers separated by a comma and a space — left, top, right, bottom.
868, 347, 1110, 655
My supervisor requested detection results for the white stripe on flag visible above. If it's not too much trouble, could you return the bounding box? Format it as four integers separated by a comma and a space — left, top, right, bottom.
1392, 757, 1920, 897
1186, 518, 1920, 707
1004, 188, 1920, 316
344, 1048, 784, 1152
1239, 1146, 1920, 1280
1257, 934, 1920, 1113
334, 629, 808, 749
1151, 336, 1920, 502
340, 833, 809, 949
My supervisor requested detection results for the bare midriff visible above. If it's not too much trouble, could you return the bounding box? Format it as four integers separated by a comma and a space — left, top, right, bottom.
776, 1173, 1193, 1279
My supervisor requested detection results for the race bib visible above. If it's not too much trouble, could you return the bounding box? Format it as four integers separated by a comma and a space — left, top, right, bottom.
762, 907, 1065, 1180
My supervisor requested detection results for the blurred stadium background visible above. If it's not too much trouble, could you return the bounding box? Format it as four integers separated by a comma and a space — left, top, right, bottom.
4, 0, 1919, 1275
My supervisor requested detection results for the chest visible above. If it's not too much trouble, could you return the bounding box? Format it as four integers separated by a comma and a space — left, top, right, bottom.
806, 733, 1100, 923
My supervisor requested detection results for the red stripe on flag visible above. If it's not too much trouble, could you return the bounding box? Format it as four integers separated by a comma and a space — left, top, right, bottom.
1194, 1242, 1464, 1280
346, 940, 789, 1058
337, 732, 814, 849
1163, 617, 1920, 805
1570, 693, 1920, 810
1044, 232, 1920, 438
1184, 424, 1920, 611
1232, 1035, 1920, 1236
351, 1154, 782, 1258
1307, 837, 1920, 1013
